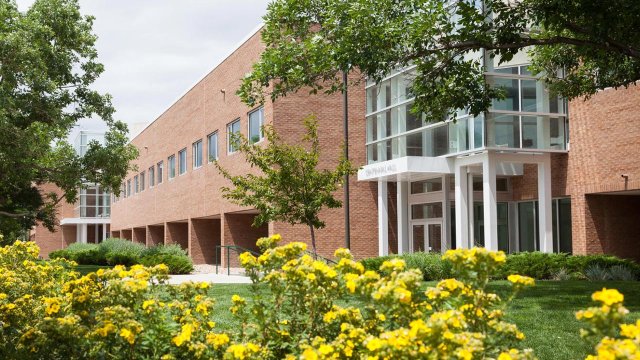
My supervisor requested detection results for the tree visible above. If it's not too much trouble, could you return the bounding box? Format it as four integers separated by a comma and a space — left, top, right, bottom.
215, 116, 356, 256
0, 0, 138, 242
238, 0, 640, 121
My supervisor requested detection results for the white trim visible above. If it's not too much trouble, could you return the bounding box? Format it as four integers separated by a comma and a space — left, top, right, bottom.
61, 218, 111, 225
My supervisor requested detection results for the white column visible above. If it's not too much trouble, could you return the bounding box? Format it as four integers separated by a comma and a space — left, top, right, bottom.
454, 164, 470, 249
442, 175, 451, 251
378, 181, 389, 256
483, 153, 498, 250
102, 224, 107, 242
538, 154, 553, 253
77, 224, 87, 244
397, 181, 409, 254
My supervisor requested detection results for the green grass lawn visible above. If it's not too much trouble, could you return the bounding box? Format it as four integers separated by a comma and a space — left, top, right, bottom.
207, 281, 640, 360
73, 264, 113, 275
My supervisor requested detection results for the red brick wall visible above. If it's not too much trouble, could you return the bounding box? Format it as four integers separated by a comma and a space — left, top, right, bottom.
222, 213, 267, 267
32, 183, 76, 258
166, 222, 188, 250
567, 85, 640, 257
133, 228, 146, 244
269, 74, 380, 260
147, 225, 164, 246
189, 218, 220, 265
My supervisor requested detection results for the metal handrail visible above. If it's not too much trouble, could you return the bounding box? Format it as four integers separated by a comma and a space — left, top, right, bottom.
215, 245, 261, 276
303, 250, 338, 265
214, 245, 339, 275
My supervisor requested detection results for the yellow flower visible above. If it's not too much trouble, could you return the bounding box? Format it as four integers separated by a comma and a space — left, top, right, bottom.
44, 297, 61, 315
592, 288, 624, 306
306, 273, 316, 281
205, 332, 230, 348
119, 328, 136, 345
366, 338, 384, 351
302, 348, 318, 360
507, 274, 535, 287
142, 299, 155, 312
172, 323, 194, 347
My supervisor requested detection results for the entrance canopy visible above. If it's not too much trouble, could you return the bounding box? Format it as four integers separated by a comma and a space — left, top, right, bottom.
358, 156, 454, 182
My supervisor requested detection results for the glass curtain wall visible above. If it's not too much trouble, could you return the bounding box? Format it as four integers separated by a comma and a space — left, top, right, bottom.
77, 185, 111, 218
486, 65, 567, 150
365, 69, 483, 164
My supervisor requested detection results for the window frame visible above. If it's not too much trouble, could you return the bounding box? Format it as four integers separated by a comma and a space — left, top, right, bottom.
227, 119, 241, 154
134, 175, 139, 194
207, 131, 218, 163
157, 161, 164, 184
192, 139, 203, 169
178, 148, 187, 175
168, 155, 176, 180
248, 107, 264, 144
149, 166, 155, 188
140, 171, 145, 191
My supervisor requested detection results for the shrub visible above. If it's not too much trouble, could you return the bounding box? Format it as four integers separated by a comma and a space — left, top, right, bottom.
608, 265, 637, 281
0, 236, 539, 359
360, 252, 452, 281
97, 238, 145, 266
584, 265, 612, 281
363, 251, 639, 281
552, 268, 572, 281
140, 254, 193, 274
141, 244, 188, 258
50, 243, 107, 265
577, 288, 639, 359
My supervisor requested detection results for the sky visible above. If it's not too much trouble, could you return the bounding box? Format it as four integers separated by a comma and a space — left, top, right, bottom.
16, 0, 270, 138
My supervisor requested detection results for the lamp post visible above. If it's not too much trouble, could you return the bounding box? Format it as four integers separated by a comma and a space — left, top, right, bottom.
343, 69, 351, 249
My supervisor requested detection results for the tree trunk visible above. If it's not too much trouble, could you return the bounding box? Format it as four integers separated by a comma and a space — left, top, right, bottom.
309, 224, 317, 260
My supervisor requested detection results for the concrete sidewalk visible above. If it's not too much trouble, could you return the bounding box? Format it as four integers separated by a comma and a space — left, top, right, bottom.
167, 273, 252, 285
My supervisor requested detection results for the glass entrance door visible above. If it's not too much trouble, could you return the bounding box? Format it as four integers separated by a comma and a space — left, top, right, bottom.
411, 221, 442, 253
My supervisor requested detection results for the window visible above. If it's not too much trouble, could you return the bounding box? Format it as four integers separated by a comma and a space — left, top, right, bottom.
411, 178, 443, 194
121, 183, 126, 199
192, 140, 203, 169
157, 161, 164, 184
149, 166, 155, 187
168, 155, 176, 179
227, 119, 241, 153
248, 107, 264, 144
472, 177, 510, 192
77, 185, 110, 218
411, 202, 443, 219
178, 148, 187, 175
134, 175, 139, 194
140, 171, 145, 191
127, 179, 131, 197
207, 131, 218, 162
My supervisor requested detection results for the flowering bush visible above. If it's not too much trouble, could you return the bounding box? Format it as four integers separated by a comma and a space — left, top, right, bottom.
577, 288, 640, 359
0, 239, 222, 359
1, 235, 546, 359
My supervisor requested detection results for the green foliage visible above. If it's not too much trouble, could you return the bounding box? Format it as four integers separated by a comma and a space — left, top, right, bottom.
584, 265, 613, 281
50, 239, 193, 274
362, 252, 639, 281
140, 244, 194, 274
360, 252, 452, 281
216, 116, 356, 255
98, 238, 145, 266
50, 243, 107, 266
139, 254, 193, 275
0, 0, 138, 239
239, 0, 640, 121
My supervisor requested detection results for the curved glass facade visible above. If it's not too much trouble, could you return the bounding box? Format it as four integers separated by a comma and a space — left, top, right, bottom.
365, 63, 568, 164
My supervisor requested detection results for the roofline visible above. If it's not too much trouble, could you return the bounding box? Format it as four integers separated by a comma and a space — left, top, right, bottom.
127, 22, 265, 142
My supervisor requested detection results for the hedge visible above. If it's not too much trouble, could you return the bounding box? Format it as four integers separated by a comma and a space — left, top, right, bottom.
50, 238, 193, 274
360, 251, 640, 281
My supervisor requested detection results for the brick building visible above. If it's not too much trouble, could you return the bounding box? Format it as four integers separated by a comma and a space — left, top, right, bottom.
33, 131, 111, 256
35, 27, 640, 264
